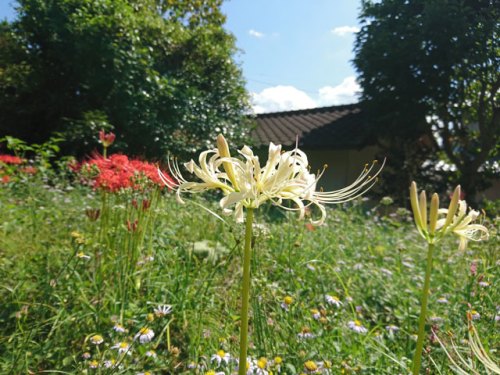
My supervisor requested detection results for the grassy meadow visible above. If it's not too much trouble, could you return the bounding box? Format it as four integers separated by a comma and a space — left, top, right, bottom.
0, 159, 498, 374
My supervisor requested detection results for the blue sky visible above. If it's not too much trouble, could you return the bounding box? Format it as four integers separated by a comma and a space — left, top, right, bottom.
222, 0, 362, 113
0, 0, 362, 113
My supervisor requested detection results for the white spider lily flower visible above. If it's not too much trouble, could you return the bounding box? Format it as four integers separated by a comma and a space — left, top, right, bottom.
159, 135, 384, 225
410, 182, 489, 250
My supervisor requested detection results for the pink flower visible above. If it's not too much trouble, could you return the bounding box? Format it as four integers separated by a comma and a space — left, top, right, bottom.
99, 130, 116, 148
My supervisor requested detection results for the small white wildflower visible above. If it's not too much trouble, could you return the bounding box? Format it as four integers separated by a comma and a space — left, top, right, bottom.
348, 320, 368, 334
297, 328, 316, 340
103, 359, 117, 368
325, 295, 343, 307
470, 310, 481, 320
211, 349, 231, 366
437, 297, 449, 304
135, 327, 155, 344
111, 341, 131, 355
380, 268, 393, 277
76, 251, 91, 260
90, 334, 104, 345
478, 281, 490, 287
430, 316, 444, 323
154, 304, 173, 317
311, 309, 321, 320
385, 325, 399, 333
145, 350, 157, 358
402, 261, 414, 269
281, 296, 293, 311
254, 357, 269, 375
113, 323, 126, 333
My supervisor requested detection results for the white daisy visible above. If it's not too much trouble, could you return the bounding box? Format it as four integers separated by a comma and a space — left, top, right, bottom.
430, 316, 444, 323
103, 359, 117, 368
111, 341, 131, 355
385, 325, 399, 333
90, 334, 104, 345
154, 304, 173, 317
297, 327, 316, 340
380, 268, 393, 277
145, 350, 157, 358
324, 295, 343, 307
348, 320, 368, 334
134, 327, 155, 344
281, 296, 293, 311
437, 297, 449, 304
254, 357, 269, 375
211, 349, 231, 367
113, 323, 126, 333
470, 310, 481, 320
76, 251, 91, 260
311, 309, 321, 320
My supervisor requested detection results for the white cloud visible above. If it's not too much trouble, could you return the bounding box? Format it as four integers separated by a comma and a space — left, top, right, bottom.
251, 86, 316, 114
317, 76, 360, 106
331, 26, 360, 36
248, 29, 265, 38
250, 77, 361, 114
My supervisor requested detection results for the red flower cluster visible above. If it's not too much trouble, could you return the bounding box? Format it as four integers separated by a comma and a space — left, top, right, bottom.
76, 153, 174, 192
0, 154, 37, 183
0, 154, 25, 165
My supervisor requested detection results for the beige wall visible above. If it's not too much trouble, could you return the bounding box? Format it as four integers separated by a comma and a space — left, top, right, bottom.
303, 146, 380, 190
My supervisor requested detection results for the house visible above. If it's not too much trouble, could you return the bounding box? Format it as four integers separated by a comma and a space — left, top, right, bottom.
250, 104, 382, 191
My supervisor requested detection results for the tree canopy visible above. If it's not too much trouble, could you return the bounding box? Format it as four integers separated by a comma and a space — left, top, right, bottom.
0, 0, 250, 158
354, 0, 499, 201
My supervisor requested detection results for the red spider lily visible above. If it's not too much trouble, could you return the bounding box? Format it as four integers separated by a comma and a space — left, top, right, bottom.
0, 154, 25, 165
74, 153, 174, 192
20, 166, 37, 175
99, 130, 116, 148
1, 175, 10, 183
126, 219, 138, 232
142, 199, 151, 211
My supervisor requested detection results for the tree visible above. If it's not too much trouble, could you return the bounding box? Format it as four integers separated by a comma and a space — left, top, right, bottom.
0, 0, 250, 159
354, 0, 499, 202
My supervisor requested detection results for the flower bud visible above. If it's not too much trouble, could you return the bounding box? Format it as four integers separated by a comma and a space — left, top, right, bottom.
419, 190, 428, 232
443, 185, 460, 230
429, 193, 439, 235
217, 134, 239, 190
99, 130, 116, 148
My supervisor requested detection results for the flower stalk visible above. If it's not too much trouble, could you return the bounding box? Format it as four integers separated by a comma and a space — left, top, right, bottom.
238, 207, 254, 375
412, 242, 434, 375
409, 181, 489, 374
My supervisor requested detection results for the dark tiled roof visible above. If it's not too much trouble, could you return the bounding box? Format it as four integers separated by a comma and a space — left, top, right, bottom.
251, 104, 375, 149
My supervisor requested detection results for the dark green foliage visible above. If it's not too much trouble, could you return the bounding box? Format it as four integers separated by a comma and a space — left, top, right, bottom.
0, 0, 250, 158
354, 0, 499, 201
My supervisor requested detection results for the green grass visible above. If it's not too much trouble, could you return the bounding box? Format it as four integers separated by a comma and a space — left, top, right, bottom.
0, 175, 498, 374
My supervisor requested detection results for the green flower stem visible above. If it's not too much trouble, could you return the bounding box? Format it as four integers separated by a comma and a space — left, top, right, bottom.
412, 242, 435, 374
238, 207, 254, 375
